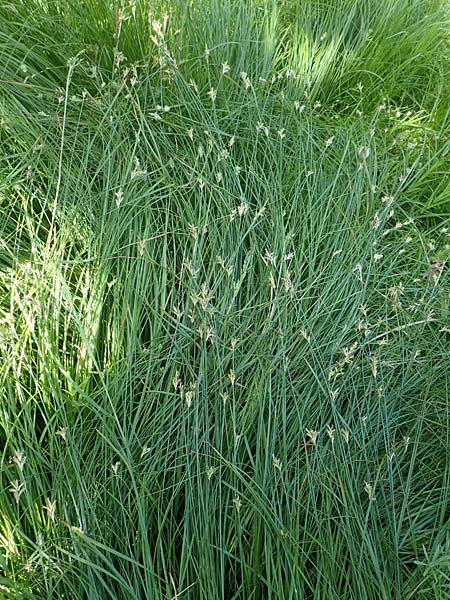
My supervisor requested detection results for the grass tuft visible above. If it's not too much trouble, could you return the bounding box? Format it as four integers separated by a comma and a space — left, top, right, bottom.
1, 1, 449, 598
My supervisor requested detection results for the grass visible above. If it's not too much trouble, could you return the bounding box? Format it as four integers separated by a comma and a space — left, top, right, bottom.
0, 0, 449, 598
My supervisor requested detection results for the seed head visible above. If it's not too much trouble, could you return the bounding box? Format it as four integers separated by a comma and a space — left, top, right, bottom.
305, 429, 319, 446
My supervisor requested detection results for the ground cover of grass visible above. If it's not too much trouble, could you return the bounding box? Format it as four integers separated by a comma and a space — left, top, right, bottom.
0, 1, 449, 598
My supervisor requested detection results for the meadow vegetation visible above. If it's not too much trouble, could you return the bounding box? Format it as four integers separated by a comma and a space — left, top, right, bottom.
0, 0, 449, 598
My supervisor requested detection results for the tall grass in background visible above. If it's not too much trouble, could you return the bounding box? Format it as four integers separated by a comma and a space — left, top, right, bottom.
0, 0, 449, 598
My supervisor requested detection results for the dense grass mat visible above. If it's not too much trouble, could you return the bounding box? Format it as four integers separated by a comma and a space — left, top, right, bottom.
0, 1, 449, 598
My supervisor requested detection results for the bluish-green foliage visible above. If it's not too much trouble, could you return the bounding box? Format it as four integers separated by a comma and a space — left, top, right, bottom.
0, 1, 449, 598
